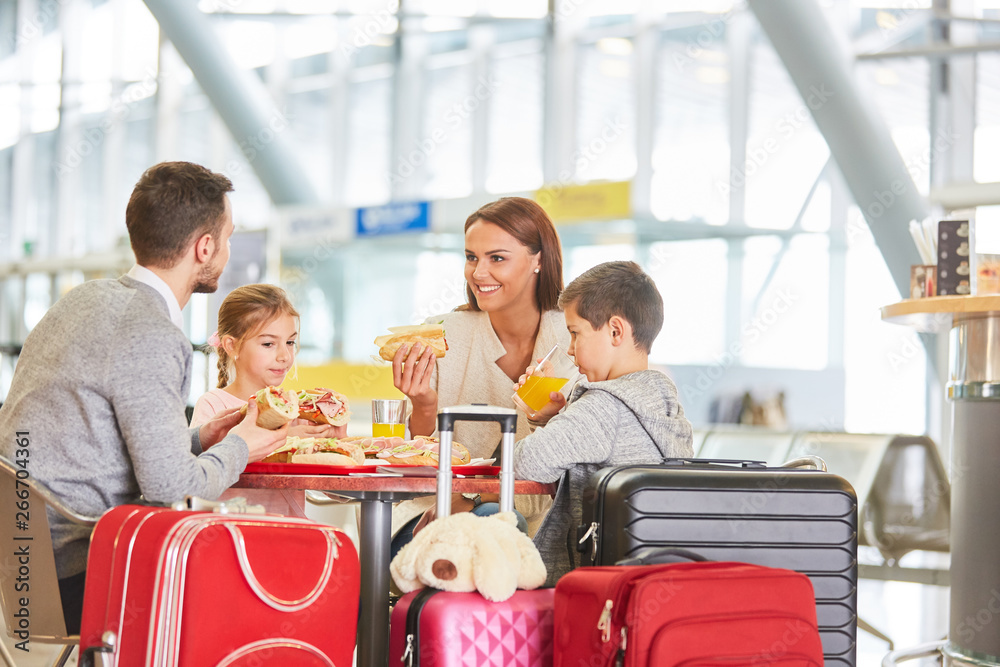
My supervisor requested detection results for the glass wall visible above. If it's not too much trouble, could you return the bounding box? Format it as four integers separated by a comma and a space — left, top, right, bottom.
1, 0, 998, 442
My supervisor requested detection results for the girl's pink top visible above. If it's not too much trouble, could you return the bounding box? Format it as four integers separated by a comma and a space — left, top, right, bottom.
190, 388, 247, 428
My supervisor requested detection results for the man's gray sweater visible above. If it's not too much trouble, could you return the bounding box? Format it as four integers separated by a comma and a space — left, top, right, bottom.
513, 370, 693, 585
0, 276, 248, 578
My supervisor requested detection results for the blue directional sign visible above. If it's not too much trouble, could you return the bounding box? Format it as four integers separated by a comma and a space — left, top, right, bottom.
356, 201, 430, 237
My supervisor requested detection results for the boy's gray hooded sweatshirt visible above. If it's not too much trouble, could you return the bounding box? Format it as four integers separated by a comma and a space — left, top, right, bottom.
513, 370, 693, 586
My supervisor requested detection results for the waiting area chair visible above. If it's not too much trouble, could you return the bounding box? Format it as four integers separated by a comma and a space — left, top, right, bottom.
0, 455, 100, 667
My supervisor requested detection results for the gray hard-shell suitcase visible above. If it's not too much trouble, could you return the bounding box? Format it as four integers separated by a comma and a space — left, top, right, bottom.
576, 458, 858, 666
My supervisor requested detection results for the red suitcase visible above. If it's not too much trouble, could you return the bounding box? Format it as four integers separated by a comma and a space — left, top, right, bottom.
554, 552, 825, 667
78, 503, 359, 666
388, 405, 555, 667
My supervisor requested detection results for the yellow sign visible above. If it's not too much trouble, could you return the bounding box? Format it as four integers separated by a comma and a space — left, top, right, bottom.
534, 181, 631, 224
285, 361, 402, 402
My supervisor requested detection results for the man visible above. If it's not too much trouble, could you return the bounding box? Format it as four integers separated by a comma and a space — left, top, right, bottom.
0, 162, 287, 633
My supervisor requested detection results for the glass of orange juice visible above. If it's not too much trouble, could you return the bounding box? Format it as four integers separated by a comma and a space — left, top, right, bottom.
512, 345, 581, 414
372, 399, 406, 438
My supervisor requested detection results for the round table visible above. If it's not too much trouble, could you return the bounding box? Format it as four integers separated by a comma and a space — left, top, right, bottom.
882, 295, 1000, 666
233, 472, 556, 667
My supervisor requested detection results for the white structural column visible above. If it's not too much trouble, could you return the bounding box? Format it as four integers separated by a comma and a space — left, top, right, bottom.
142, 0, 318, 206
749, 0, 929, 297
543, 0, 580, 184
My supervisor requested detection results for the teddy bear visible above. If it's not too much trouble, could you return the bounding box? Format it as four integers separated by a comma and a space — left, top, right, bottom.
389, 511, 547, 602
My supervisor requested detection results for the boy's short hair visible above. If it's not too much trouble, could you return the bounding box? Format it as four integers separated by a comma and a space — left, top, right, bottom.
558, 261, 663, 354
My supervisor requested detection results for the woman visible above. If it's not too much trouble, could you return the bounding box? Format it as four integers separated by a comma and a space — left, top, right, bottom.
390, 196, 569, 550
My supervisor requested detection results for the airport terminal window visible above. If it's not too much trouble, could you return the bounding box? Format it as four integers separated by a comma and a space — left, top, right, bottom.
23, 274, 52, 334
652, 35, 730, 225
647, 239, 728, 366
0, 80, 16, 151
746, 38, 830, 230
79, 118, 107, 254
844, 213, 927, 435
177, 102, 213, 168
81, 4, 114, 84
975, 52, 1000, 183
288, 88, 335, 197
857, 58, 931, 195
30, 131, 58, 257
576, 41, 636, 182
566, 243, 636, 283
226, 146, 274, 231
739, 234, 830, 370
345, 74, 392, 206
486, 46, 545, 193
422, 60, 475, 199
410, 249, 466, 324
118, 0, 159, 82
0, 148, 11, 262
122, 104, 155, 214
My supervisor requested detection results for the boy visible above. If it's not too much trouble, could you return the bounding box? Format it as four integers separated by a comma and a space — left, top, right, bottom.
513, 261, 693, 585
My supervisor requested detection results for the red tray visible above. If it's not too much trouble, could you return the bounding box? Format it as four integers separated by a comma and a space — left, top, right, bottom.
244, 462, 501, 476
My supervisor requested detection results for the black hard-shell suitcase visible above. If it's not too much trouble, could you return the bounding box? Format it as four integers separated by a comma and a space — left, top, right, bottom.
576, 458, 858, 666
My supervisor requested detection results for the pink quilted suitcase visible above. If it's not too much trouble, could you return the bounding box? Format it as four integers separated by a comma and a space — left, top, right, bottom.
387, 406, 555, 667
389, 588, 554, 666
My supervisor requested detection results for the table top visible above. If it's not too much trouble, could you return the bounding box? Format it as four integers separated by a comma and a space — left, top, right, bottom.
881, 295, 1000, 333
234, 473, 556, 496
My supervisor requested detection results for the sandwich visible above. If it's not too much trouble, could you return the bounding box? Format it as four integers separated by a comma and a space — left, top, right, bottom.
374, 324, 448, 362
297, 388, 351, 426
240, 386, 299, 430
374, 437, 471, 466
261, 436, 365, 466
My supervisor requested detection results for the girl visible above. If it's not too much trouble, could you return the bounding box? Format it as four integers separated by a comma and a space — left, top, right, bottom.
191, 284, 345, 441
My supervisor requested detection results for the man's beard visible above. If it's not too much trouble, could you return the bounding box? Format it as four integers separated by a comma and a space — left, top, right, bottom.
192, 252, 223, 294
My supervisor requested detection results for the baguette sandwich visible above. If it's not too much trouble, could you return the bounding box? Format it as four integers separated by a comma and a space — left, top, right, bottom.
297, 388, 351, 426
261, 436, 365, 466
374, 437, 470, 466
374, 324, 448, 362
240, 386, 299, 429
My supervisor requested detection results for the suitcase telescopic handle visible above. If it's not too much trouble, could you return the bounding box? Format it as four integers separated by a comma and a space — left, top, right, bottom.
436, 405, 518, 520
615, 547, 710, 567
662, 458, 767, 468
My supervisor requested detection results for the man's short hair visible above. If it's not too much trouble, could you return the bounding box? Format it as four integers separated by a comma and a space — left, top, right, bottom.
125, 162, 234, 268
558, 261, 664, 354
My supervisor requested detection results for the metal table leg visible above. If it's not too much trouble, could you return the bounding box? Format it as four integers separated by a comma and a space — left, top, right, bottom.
357, 499, 393, 667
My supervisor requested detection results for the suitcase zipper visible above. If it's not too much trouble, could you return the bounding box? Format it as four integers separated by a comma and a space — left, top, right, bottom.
613, 627, 627, 667
579, 522, 600, 563
403, 588, 441, 667
596, 599, 614, 641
